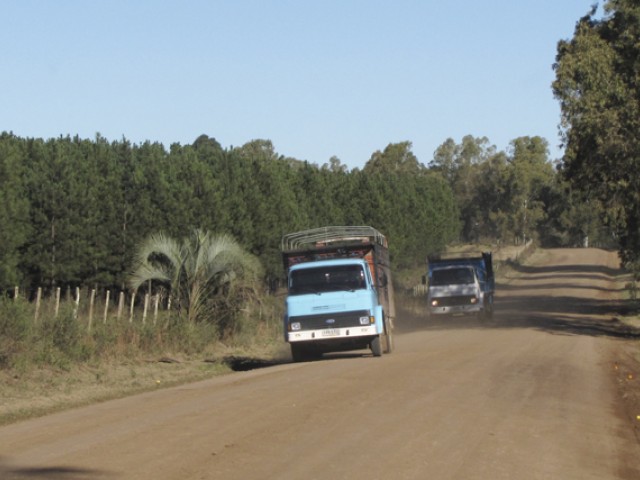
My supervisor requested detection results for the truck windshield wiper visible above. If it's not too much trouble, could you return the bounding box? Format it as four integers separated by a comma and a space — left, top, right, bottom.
295, 286, 323, 295
334, 285, 358, 292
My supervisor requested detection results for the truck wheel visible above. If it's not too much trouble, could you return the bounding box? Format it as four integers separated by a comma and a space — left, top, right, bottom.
370, 336, 382, 357
383, 317, 394, 354
290, 344, 307, 362
484, 294, 494, 320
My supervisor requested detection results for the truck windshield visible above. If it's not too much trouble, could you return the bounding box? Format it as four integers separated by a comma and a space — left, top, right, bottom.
289, 265, 366, 295
431, 267, 474, 286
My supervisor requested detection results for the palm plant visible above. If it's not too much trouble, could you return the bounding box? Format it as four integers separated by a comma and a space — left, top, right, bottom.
129, 229, 262, 325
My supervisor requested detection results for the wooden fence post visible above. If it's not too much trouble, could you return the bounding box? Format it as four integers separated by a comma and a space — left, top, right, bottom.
34, 287, 42, 322
129, 293, 135, 323
88, 289, 96, 332
142, 293, 149, 325
54, 287, 61, 318
13, 286, 18, 301
153, 294, 160, 325
117, 291, 124, 320
73, 287, 80, 319
103, 290, 110, 324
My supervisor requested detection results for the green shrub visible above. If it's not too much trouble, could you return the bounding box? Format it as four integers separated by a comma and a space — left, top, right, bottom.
222, 294, 284, 351
91, 320, 120, 359
164, 316, 219, 355
40, 306, 83, 356
0, 297, 32, 338
0, 297, 32, 368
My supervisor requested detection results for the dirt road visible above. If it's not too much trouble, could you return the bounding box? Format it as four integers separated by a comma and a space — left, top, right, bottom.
1, 248, 639, 479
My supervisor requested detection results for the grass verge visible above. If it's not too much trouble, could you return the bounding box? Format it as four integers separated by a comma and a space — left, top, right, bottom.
0, 292, 288, 426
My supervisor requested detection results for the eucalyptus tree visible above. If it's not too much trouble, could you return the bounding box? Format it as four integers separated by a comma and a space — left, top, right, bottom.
537, 178, 609, 248
363, 141, 423, 175
430, 136, 496, 242
233, 138, 278, 162
129, 229, 262, 327
553, 0, 640, 265
505, 137, 555, 244
322, 156, 348, 173
430, 138, 458, 184
474, 151, 512, 242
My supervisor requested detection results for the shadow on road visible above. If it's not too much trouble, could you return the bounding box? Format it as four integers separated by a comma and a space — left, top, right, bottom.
497, 279, 624, 294
505, 260, 621, 278
0, 461, 114, 480
494, 302, 640, 339
221, 355, 287, 371
397, 299, 640, 339
494, 259, 640, 338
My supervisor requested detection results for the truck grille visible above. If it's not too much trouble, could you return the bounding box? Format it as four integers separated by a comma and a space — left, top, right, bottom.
433, 295, 477, 307
289, 310, 370, 330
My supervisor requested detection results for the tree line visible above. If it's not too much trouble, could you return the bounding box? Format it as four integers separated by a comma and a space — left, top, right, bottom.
0, 129, 608, 296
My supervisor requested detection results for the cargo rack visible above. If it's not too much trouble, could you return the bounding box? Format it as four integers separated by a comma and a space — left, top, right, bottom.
281, 226, 387, 252
427, 252, 489, 263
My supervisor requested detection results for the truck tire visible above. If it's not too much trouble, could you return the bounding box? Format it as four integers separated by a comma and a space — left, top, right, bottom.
370, 336, 382, 357
383, 316, 394, 354
290, 344, 307, 362
484, 294, 494, 320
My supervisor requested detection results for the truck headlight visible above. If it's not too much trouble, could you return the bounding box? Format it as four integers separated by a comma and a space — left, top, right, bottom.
290, 322, 301, 331
470, 297, 478, 304
359, 316, 371, 325
431, 299, 439, 307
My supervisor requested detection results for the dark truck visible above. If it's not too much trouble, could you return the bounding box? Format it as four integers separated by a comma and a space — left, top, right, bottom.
281, 226, 395, 361
425, 252, 495, 320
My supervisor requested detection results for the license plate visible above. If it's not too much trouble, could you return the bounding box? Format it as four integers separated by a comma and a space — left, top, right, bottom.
321, 328, 340, 337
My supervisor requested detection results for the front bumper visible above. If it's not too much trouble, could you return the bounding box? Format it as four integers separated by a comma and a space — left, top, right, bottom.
428, 304, 483, 316
287, 325, 377, 342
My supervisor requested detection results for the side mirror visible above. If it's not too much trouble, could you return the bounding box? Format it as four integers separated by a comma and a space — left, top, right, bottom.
421, 275, 427, 285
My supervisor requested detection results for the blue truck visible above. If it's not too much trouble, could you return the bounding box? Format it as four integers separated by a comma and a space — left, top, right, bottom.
425, 252, 495, 320
281, 226, 395, 362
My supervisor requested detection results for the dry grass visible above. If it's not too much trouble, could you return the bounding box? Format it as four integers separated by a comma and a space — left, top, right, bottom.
0, 293, 288, 426
0, 357, 228, 426
0, 337, 292, 426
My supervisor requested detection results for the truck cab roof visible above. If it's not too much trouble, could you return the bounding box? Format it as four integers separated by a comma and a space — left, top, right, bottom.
289, 258, 367, 271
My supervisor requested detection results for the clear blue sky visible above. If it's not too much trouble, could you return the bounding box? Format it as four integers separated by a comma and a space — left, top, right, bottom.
2, 1, 598, 169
